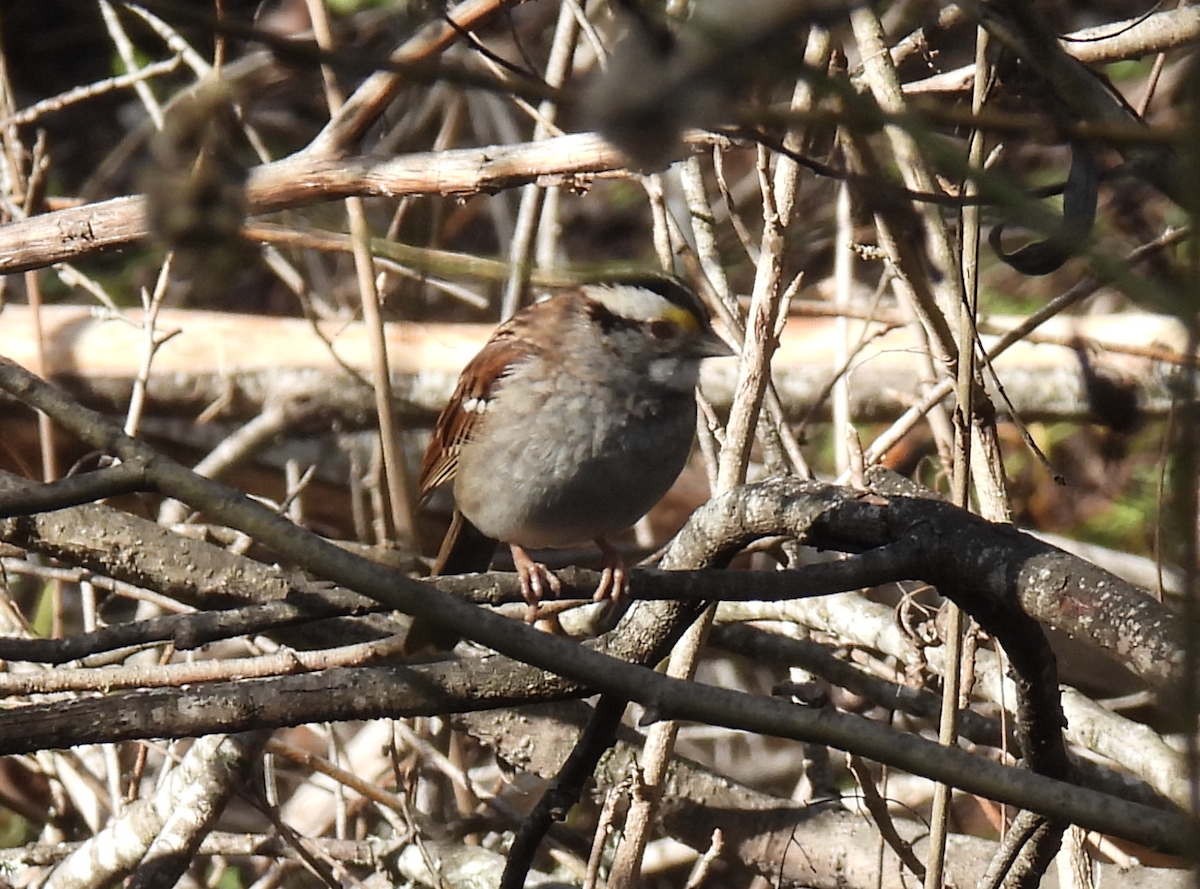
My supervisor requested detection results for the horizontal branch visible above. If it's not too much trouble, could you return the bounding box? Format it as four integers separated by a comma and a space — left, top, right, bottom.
0, 451, 1180, 689
905, 5, 1200, 93
0, 655, 1189, 856
455, 700, 1183, 888
0, 357, 1187, 851
0, 133, 629, 275
0, 305, 1184, 423
0, 466, 1179, 689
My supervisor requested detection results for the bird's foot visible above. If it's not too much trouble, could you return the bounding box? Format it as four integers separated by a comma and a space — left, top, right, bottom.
592, 537, 630, 608
510, 544, 562, 623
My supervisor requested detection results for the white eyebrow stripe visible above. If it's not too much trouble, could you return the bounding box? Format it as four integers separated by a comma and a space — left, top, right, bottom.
581, 283, 680, 322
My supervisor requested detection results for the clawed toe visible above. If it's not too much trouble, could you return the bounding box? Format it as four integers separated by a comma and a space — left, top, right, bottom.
507, 540, 632, 624
593, 561, 628, 605
511, 544, 562, 622
593, 537, 630, 608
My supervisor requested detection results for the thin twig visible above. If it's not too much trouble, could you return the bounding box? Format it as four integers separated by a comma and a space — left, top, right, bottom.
1, 55, 183, 128
847, 753, 926, 878
98, 0, 166, 130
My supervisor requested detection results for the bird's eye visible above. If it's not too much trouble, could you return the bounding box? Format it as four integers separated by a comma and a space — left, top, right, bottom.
649, 319, 675, 340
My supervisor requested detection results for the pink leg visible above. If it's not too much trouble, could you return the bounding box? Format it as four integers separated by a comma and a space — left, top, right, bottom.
593, 537, 630, 605
510, 543, 562, 622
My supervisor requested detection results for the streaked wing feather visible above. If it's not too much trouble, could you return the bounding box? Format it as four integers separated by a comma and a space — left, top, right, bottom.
417, 329, 533, 500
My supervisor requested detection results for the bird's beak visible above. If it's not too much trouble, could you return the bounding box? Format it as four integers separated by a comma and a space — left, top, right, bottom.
692, 328, 736, 359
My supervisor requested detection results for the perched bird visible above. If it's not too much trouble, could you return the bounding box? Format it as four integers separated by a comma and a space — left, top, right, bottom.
415, 274, 732, 644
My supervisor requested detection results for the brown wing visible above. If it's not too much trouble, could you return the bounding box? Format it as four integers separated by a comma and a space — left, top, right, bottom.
416, 325, 535, 501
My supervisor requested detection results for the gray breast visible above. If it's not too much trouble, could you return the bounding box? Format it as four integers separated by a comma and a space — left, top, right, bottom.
454, 361, 698, 549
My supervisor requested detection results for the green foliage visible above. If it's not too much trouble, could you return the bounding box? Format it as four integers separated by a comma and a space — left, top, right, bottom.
112, 47, 156, 78
0, 811, 33, 849
1104, 58, 1151, 84
30, 582, 55, 639
1075, 498, 1154, 554
328, 0, 395, 13
210, 864, 247, 889
978, 284, 1046, 317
